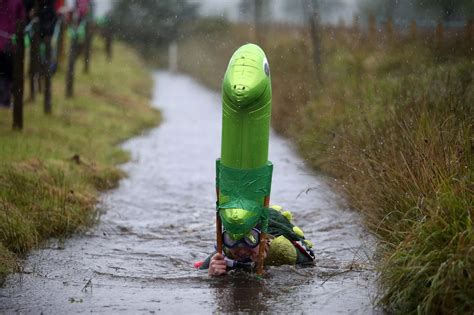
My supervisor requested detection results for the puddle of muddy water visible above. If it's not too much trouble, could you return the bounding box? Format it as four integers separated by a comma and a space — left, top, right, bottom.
0, 72, 379, 314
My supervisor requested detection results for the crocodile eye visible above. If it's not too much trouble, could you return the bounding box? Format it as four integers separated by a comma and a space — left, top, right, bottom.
263, 57, 270, 77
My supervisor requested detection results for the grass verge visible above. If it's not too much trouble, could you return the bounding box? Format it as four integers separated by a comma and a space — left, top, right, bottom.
175, 19, 473, 313
0, 39, 161, 284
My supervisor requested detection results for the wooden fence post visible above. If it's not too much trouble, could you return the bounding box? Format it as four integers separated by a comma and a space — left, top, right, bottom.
43, 36, 52, 113
410, 19, 417, 41
66, 27, 78, 98
435, 20, 444, 48
101, 17, 113, 61
466, 19, 473, 43
57, 17, 66, 67
386, 16, 393, 42
13, 20, 25, 130
368, 12, 376, 44
83, 20, 91, 73
254, 0, 264, 46
105, 30, 112, 61
305, 0, 323, 85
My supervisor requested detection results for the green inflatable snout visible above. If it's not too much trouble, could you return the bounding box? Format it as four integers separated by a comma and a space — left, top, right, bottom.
222, 43, 270, 109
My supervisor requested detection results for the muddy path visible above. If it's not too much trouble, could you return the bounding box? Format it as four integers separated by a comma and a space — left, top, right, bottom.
0, 71, 378, 313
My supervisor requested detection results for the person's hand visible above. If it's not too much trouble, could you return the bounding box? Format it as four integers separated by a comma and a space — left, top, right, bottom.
208, 253, 227, 276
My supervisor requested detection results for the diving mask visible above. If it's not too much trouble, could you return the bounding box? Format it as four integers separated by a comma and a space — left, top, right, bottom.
222, 228, 261, 249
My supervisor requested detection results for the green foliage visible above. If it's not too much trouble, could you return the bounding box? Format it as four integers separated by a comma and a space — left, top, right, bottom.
417, 0, 474, 19
182, 17, 231, 37
298, 39, 474, 315
110, 0, 198, 49
358, 0, 474, 21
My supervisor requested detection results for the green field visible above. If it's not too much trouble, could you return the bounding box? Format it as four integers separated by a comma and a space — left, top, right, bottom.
0, 39, 160, 283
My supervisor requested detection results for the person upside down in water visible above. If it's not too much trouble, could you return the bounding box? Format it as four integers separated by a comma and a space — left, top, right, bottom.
196, 205, 315, 276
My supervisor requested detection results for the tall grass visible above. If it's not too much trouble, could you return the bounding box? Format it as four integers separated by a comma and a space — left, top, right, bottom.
176, 19, 473, 313
309, 67, 473, 314
0, 39, 160, 283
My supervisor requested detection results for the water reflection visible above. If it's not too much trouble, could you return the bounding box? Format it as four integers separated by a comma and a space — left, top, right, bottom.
212, 273, 269, 313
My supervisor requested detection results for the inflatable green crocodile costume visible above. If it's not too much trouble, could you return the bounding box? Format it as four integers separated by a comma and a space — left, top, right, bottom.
198, 44, 315, 272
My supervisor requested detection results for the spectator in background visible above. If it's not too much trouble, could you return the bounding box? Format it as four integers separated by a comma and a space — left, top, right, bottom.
23, 0, 35, 21
39, 0, 57, 39
54, 0, 65, 12
0, 0, 26, 108
76, 0, 91, 20
36, 0, 57, 81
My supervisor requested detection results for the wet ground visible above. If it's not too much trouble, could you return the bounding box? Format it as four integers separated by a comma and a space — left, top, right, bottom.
0, 72, 378, 313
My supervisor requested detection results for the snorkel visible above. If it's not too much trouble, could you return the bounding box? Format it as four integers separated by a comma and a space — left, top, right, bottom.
216, 44, 273, 275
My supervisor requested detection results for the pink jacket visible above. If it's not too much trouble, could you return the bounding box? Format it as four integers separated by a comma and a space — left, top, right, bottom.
0, 0, 26, 51
76, 0, 90, 19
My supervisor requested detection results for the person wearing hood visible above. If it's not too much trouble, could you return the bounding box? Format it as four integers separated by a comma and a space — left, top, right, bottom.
0, 0, 26, 107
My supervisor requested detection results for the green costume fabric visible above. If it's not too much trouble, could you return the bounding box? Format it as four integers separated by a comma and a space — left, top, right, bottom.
67, 21, 86, 43
267, 208, 309, 246
201, 208, 315, 270
216, 159, 273, 237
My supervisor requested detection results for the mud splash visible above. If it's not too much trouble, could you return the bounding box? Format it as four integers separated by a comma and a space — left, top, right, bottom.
0, 72, 378, 313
